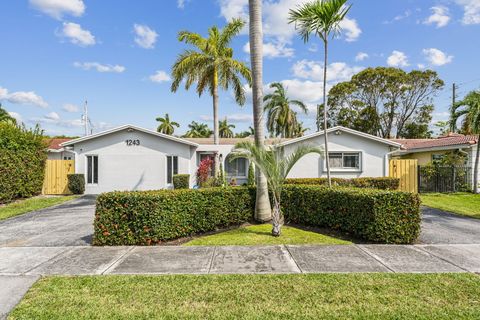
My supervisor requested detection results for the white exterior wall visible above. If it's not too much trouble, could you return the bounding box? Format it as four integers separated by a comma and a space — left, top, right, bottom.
469, 144, 480, 190
284, 131, 393, 179
72, 129, 194, 194
47, 150, 74, 160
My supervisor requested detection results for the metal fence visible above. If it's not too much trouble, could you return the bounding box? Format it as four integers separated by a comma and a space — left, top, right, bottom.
418, 165, 472, 193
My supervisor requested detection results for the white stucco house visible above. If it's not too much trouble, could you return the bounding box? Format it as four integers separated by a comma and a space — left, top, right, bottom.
52, 124, 402, 194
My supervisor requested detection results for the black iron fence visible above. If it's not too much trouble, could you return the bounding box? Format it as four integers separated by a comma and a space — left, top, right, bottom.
418, 165, 472, 193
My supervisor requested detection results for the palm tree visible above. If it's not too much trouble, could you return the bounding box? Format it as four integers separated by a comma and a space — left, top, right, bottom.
171, 19, 252, 175
263, 82, 308, 138
219, 118, 235, 138
248, 0, 271, 222
231, 142, 323, 236
450, 90, 480, 193
156, 113, 179, 135
293, 120, 309, 137
289, 0, 351, 188
0, 103, 16, 124
183, 121, 212, 138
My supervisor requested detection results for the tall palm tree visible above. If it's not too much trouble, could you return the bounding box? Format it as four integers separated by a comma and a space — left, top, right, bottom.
450, 90, 480, 194
289, 0, 351, 188
249, 0, 271, 221
293, 120, 309, 137
219, 118, 235, 138
263, 82, 308, 138
171, 19, 252, 175
155, 113, 179, 135
231, 142, 323, 236
183, 121, 212, 138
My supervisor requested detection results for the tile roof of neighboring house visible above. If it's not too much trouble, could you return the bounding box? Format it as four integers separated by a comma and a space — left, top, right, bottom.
46, 138, 73, 150
184, 137, 291, 145
391, 133, 478, 151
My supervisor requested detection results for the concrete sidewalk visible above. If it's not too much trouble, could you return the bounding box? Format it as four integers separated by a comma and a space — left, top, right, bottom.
1, 244, 479, 276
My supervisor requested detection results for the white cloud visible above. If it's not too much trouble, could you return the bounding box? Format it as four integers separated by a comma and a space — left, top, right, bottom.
59, 22, 95, 46
218, 0, 361, 43
133, 24, 158, 49
355, 52, 369, 62
45, 111, 60, 120
8, 112, 23, 123
177, 0, 190, 9
417, 63, 426, 69
422, 48, 453, 66
383, 10, 412, 24
243, 41, 294, 58
424, 6, 451, 28
0, 86, 48, 108
29, 0, 85, 19
74, 62, 126, 73
338, 17, 361, 42
292, 60, 363, 82
455, 0, 480, 25
62, 103, 79, 113
149, 70, 171, 83
200, 113, 253, 123
387, 50, 409, 67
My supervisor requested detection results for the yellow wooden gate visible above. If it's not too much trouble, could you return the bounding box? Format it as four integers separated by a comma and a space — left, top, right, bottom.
389, 159, 418, 193
42, 160, 75, 195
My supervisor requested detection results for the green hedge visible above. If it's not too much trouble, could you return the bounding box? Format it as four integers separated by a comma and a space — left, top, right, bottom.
68, 174, 85, 194
94, 185, 420, 245
173, 174, 190, 189
94, 187, 255, 245
282, 185, 420, 244
285, 177, 400, 190
0, 123, 47, 204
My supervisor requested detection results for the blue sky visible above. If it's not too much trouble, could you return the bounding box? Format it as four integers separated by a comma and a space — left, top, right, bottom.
1, 0, 479, 136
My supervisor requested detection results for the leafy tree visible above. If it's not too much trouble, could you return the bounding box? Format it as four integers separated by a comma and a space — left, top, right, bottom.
327, 67, 444, 138
248, 0, 271, 221
450, 90, 480, 193
292, 120, 309, 137
0, 103, 16, 125
231, 141, 323, 236
219, 118, 235, 138
434, 120, 450, 136
171, 19, 252, 175
235, 126, 255, 138
289, 0, 351, 188
156, 113, 180, 135
263, 82, 307, 138
183, 121, 212, 138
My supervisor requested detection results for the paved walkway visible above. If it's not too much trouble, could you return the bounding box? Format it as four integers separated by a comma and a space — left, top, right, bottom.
2, 198, 480, 318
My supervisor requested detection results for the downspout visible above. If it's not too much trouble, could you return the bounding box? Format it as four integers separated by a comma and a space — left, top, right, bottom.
384, 148, 400, 177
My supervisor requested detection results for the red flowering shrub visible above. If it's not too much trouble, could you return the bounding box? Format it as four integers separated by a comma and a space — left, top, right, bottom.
196, 157, 214, 186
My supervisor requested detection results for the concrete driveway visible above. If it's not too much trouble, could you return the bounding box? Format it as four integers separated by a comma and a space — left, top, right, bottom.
420, 206, 480, 244
0, 196, 95, 247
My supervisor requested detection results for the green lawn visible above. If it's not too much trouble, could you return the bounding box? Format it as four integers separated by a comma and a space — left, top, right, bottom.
421, 193, 480, 219
0, 196, 78, 221
10, 274, 480, 319
183, 223, 352, 246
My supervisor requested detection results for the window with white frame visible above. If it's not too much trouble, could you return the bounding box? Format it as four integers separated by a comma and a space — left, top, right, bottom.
225, 157, 247, 177
167, 155, 178, 184
86, 155, 98, 184
328, 152, 361, 170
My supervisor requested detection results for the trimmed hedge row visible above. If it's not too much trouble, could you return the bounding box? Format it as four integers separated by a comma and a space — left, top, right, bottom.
94, 185, 420, 245
282, 185, 421, 244
285, 177, 400, 190
0, 123, 47, 204
94, 187, 254, 245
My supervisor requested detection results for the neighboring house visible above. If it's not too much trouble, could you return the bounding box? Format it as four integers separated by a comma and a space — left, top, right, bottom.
391, 133, 478, 166
59, 124, 402, 194
46, 138, 75, 160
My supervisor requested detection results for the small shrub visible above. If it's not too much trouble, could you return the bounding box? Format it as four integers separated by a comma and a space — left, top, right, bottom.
247, 162, 255, 186
173, 174, 189, 189
94, 185, 420, 245
196, 157, 214, 187
67, 174, 85, 194
285, 177, 399, 190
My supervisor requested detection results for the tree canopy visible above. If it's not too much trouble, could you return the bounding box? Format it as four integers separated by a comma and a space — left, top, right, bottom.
325, 67, 444, 138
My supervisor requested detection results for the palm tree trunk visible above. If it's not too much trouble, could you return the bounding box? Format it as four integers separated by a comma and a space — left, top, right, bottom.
474, 138, 480, 194
249, 0, 271, 222
213, 68, 220, 176
322, 37, 332, 187
271, 193, 282, 237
